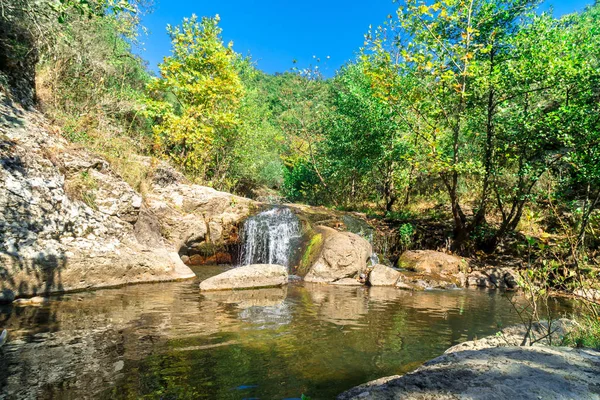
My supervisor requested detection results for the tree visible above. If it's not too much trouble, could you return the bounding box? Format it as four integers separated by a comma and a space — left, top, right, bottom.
145, 14, 244, 184
321, 62, 411, 211
363, 0, 584, 251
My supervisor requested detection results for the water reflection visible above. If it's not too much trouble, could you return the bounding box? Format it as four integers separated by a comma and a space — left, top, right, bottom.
0, 269, 571, 400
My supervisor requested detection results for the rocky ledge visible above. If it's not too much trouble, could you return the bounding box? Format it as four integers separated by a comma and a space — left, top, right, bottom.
338, 319, 600, 400
0, 96, 257, 301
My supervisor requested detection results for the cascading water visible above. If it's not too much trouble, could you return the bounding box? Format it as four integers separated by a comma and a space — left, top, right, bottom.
239, 207, 302, 269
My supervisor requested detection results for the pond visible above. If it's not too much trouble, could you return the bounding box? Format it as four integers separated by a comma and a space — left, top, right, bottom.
0, 265, 570, 400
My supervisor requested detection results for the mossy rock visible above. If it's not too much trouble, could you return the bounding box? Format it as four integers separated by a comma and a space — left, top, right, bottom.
295, 232, 323, 277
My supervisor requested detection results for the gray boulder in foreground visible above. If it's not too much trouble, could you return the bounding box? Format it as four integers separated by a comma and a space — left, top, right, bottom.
338, 320, 600, 400
199, 264, 288, 291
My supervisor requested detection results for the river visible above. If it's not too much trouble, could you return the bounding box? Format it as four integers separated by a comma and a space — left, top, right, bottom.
0, 265, 570, 400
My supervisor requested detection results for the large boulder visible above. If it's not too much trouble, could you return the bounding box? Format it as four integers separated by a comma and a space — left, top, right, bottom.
398, 250, 468, 275
199, 264, 288, 291
368, 264, 401, 286
303, 226, 372, 284
338, 320, 599, 400
338, 346, 600, 400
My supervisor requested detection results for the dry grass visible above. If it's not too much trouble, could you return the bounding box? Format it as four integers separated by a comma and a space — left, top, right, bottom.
64, 170, 98, 209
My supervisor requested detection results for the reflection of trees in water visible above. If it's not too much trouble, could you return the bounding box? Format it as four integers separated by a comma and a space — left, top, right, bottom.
0, 281, 537, 400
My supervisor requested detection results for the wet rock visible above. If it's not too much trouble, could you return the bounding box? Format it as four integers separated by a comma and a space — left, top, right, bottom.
466, 268, 519, 289
398, 250, 468, 275
304, 226, 373, 284
368, 264, 401, 286
199, 264, 288, 291
467, 271, 495, 288
395, 271, 459, 291
331, 278, 363, 286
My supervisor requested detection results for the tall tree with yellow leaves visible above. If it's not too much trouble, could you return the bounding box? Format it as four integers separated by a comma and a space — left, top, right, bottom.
146, 14, 244, 184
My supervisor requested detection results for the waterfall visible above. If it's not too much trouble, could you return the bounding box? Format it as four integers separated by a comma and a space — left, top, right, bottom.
239, 207, 302, 269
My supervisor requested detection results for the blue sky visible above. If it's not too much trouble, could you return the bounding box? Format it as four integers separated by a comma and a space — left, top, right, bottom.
138, 0, 593, 77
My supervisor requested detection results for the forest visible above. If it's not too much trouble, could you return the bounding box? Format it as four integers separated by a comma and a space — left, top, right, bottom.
1, 0, 599, 347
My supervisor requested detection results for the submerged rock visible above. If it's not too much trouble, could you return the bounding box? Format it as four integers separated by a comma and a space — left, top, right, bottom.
303, 226, 372, 284
338, 319, 600, 400
199, 264, 288, 291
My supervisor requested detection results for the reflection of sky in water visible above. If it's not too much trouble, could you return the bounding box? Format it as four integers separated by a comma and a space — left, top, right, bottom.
0, 271, 574, 400
238, 304, 292, 329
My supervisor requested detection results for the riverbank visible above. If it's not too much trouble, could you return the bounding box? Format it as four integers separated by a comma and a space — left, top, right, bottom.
0, 95, 258, 301
338, 319, 600, 400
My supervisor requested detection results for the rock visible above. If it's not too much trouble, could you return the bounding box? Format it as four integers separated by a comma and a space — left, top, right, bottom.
368, 264, 401, 286
338, 320, 600, 400
467, 271, 495, 288
448, 319, 576, 350
338, 346, 600, 400
0, 290, 15, 304
330, 278, 363, 286
574, 288, 600, 302
398, 250, 468, 275
304, 226, 373, 284
199, 264, 288, 291
466, 268, 519, 289
395, 271, 459, 291
13, 296, 49, 306
145, 178, 255, 266
0, 98, 196, 299
187, 252, 232, 266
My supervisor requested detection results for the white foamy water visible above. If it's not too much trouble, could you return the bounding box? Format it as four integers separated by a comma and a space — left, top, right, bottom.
239, 207, 302, 268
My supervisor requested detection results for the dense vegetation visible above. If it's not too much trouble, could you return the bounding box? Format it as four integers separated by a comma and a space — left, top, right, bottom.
1, 0, 598, 343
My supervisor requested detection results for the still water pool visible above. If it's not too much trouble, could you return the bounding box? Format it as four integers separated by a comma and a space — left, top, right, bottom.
0, 265, 570, 400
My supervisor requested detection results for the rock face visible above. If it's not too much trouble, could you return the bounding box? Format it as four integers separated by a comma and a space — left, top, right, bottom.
338, 320, 600, 400
199, 264, 288, 291
0, 98, 197, 301
368, 265, 401, 286
303, 226, 373, 284
143, 163, 256, 266
398, 250, 468, 275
